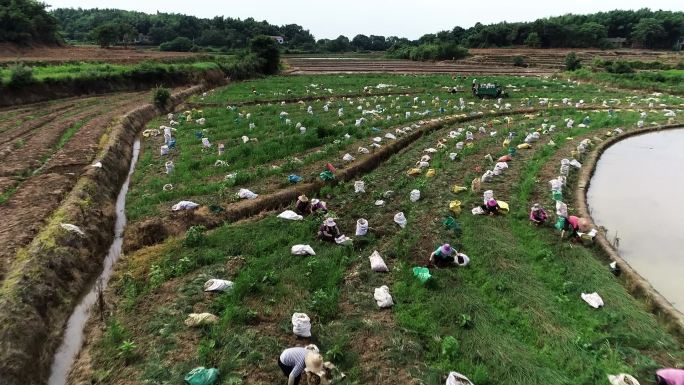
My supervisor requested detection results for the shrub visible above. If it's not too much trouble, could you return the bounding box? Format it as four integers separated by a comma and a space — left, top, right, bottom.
8, 63, 36, 88
152, 86, 171, 108
249, 35, 281, 75
606, 61, 634, 74
513, 56, 527, 67
160, 37, 194, 52
183, 225, 207, 247
565, 52, 582, 71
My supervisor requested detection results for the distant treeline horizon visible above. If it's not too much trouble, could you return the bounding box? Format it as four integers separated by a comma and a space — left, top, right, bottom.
2, 2, 683, 53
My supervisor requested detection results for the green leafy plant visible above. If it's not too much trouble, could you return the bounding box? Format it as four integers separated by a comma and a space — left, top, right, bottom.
8, 63, 35, 88
183, 225, 207, 247
565, 52, 582, 71
117, 340, 137, 363
152, 86, 171, 108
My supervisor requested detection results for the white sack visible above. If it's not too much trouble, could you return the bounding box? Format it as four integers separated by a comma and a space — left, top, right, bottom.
292, 312, 312, 337
291, 245, 316, 256
369, 251, 389, 272
278, 210, 303, 221
172, 200, 199, 211
581, 292, 604, 308
374, 285, 394, 308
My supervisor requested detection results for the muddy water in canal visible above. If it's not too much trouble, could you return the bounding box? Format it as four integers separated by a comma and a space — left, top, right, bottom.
588, 129, 684, 313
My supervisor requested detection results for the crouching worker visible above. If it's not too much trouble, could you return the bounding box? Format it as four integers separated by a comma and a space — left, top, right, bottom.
656, 368, 684, 385
563, 215, 581, 240
429, 243, 470, 268
311, 198, 328, 214
481, 199, 500, 216
529, 203, 548, 225
279, 344, 319, 385
295, 195, 313, 216
317, 217, 340, 242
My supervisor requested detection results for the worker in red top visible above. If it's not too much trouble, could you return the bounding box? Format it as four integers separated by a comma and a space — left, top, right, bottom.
564, 215, 581, 239
656, 368, 684, 385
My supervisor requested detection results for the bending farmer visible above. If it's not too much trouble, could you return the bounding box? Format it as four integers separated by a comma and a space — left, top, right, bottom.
530, 203, 548, 225
429, 243, 469, 267
481, 199, 500, 215
656, 368, 684, 385
278, 344, 319, 385
295, 195, 313, 216
317, 217, 341, 242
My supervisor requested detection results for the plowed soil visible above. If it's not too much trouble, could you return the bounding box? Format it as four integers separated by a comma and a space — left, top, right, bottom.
0, 44, 198, 64
0, 91, 153, 280
285, 48, 684, 75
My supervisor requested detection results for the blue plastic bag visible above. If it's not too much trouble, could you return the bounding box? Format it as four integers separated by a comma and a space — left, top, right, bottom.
288, 174, 302, 184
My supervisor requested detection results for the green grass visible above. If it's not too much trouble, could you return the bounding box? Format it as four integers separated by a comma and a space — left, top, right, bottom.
54, 120, 86, 150
127, 74, 684, 223
573, 69, 684, 95
83, 73, 684, 385
0, 60, 221, 85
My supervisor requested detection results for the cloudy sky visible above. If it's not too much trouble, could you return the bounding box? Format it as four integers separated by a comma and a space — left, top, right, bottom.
46, 0, 683, 40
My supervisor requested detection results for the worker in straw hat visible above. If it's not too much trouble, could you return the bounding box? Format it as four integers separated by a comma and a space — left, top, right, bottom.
316, 217, 341, 243
295, 195, 313, 216
278, 344, 319, 385
310, 198, 328, 214
529, 203, 548, 225
303, 352, 328, 384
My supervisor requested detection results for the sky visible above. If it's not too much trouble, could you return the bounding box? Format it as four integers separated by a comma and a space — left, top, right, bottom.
45, 0, 684, 40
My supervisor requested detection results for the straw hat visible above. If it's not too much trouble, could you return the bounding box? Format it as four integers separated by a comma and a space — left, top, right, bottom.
532, 203, 541, 211
311, 198, 320, 205
305, 344, 319, 353
305, 352, 326, 377
298, 195, 309, 202
324, 218, 336, 227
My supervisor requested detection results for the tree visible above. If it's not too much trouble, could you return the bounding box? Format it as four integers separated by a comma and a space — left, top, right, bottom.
90, 23, 119, 48
0, 0, 59, 44
524, 32, 541, 48
632, 18, 667, 48
576, 22, 607, 47
351, 34, 372, 51
249, 35, 280, 74
326, 35, 351, 52
564, 52, 582, 71
159, 37, 193, 52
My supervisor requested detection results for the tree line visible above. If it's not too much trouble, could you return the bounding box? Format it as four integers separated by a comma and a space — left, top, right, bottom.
2, 2, 683, 54
413, 9, 684, 50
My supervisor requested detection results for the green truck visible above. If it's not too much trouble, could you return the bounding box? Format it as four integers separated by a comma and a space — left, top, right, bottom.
472, 83, 507, 99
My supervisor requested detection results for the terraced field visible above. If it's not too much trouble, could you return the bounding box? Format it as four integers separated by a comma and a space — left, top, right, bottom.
0, 91, 160, 279
68, 73, 684, 385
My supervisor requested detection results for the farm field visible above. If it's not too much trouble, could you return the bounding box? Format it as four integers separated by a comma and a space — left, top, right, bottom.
284, 48, 684, 75
0, 44, 199, 64
69, 73, 684, 385
0, 89, 184, 281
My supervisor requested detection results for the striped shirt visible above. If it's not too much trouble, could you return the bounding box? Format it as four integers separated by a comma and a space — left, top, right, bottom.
280, 347, 307, 379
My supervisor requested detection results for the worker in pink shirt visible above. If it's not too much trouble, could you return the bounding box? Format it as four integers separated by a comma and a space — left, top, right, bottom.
656, 368, 684, 385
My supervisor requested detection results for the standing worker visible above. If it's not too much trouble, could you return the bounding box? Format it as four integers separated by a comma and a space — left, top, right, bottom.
278, 344, 319, 385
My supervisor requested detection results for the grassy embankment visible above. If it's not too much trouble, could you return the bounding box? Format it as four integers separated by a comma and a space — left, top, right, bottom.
79, 74, 684, 385
573, 69, 684, 95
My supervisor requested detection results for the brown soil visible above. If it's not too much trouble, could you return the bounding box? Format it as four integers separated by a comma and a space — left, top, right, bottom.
284, 57, 554, 76
284, 48, 683, 76
0, 91, 151, 280
0, 44, 199, 64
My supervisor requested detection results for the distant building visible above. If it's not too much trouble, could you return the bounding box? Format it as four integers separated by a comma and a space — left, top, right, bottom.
605, 37, 627, 48
134, 33, 153, 45
270, 36, 285, 44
